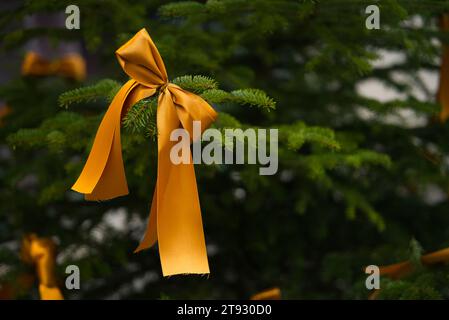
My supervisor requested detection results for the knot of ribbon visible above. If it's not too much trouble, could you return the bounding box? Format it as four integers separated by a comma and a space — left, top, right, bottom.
22, 51, 86, 82
71, 28, 217, 276
21, 234, 63, 300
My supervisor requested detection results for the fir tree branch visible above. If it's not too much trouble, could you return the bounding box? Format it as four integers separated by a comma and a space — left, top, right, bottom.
281, 122, 340, 151
58, 79, 121, 108
230, 89, 276, 110
341, 187, 386, 231
122, 98, 157, 138
172, 75, 218, 93
201, 89, 231, 104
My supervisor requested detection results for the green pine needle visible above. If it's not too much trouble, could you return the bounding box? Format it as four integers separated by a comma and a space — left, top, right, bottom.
122, 98, 158, 138
58, 79, 121, 108
230, 89, 276, 110
172, 75, 218, 93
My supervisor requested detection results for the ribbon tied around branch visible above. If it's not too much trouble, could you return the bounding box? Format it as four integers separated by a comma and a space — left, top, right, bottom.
71, 28, 217, 276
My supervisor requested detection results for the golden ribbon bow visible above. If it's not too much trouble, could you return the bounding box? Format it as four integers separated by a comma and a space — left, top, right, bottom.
21, 234, 64, 300
72, 28, 217, 276
438, 14, 449, 122
22, 51, 86, 82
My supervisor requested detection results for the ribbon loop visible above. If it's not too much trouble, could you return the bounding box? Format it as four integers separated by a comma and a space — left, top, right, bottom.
116, 29, 168, 88
72, 28, 217, 276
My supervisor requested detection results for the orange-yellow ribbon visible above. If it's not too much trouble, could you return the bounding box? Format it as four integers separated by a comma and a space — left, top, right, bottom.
72, 28, 217, 276
438, 14, 449, 122
378, 246, 449, 280
21, 234, 64, 300
22, 51, 86, 82
250, 287, 282, 300
0, 104, 11, 127
367, 246, 449, 299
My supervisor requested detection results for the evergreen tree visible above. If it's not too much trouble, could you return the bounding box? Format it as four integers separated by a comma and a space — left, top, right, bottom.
2, 0, 449, 299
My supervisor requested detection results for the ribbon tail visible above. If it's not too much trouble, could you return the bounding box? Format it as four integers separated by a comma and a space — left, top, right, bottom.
421, 247, 449, 265
379, 261, 413, 279
378, 247, 449, 281
21, 234, 64, 300
72, 80, 137, 200
439, 15, 449, 122
250, 288, 282, 300
155, 92, 209, 276
438, 46, 449, 122
39, 285, 63, 300
158, 154, 210, 276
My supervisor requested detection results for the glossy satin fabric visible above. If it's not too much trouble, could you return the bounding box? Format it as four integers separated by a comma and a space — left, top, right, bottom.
22, 51, 86, 81
21, 234, 63, 300
72, 28, 217, 276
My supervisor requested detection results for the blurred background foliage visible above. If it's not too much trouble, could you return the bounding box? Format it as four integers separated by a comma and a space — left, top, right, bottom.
1, 0, 449, 299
